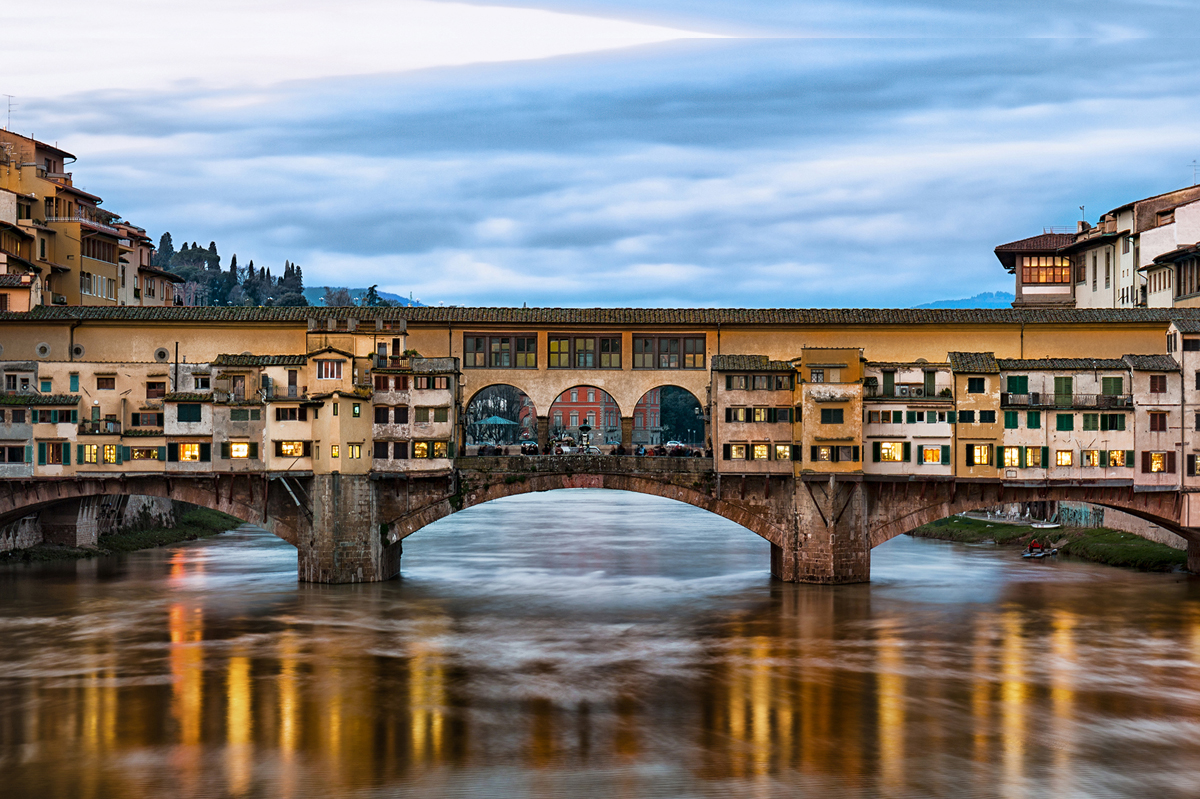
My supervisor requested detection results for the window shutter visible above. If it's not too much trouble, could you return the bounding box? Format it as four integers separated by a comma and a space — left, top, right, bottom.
50, 410, 58, 424
725, 375, 733, 390
71, 410, 78, 423
722, 444, 731, 460
155, 413, 164, 426
111, 446, 120, 465
1125, 450, 1134, 467
965, 444, 974, 467
166, 443, 177, 462
275, 408, 283, 422
1189, 454, 1196, 477
221, 441, 230, 459
941, 444, 950, 465
70, 374, 79, 392
37, 442, 45, 465
25, 445, 32, 465
872, 442, 881, 462
903, 442, 911, 462
303, 442, 312, 457
249, 443, 259, 459
77, 444, 84, 463
906, 411, 916, 424
300, 407, 308, 422
122, 446, 131, 461
852, 446, 860, 462
1142, 451, 1151, 473
1168, 452, 1177, 473
1019, 446, 1026, 468
927, 412, 936, 425
948, 411, 956, 424
766, 444, 774, 460
811, 446, 820, 462
1100, 450, 1109, 468
792, 445, 802, 462
157, 446, 167, 461
830, 446, 840, 463
274, 441, 283, 457
916, 445, 924, 463
893, 411, 903, 424
725, 408, 733, 423
62, 444, 70, 465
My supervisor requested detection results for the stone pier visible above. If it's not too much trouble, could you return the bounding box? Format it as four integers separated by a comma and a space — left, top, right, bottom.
298, 472, 402, 583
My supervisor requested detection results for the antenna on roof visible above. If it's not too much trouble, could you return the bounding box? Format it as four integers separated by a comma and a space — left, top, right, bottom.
1190, 160, 1198, 186
1079, 205, 1085, 220
2, 95, 15, 131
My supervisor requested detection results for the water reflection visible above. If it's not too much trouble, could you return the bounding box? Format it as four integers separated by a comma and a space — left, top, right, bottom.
1, 489, 1200, 798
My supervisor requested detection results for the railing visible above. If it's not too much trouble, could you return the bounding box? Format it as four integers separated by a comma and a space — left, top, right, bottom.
1001, 392, 1133, 408
864, 386, 949, 400
78, 420, 121, 435
44, 211, 119, 234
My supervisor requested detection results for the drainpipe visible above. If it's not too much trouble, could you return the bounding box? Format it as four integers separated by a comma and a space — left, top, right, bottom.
174, 341, 179, 392
68, 321, 81, 361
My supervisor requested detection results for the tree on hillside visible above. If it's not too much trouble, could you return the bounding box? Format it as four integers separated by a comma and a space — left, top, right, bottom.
361, 285, 398, 307
322, 286, 353, 306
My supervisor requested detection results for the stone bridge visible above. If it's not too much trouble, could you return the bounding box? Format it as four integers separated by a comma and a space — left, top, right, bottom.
3, 459, 1198, 581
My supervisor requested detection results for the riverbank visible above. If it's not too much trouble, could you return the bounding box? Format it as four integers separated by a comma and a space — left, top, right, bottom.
909, 515, 1188, 572
0, 508, 242, 564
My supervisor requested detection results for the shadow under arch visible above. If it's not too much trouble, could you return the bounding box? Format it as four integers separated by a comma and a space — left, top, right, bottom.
0, 477, 302, 546
389, 472, 789, 550
631, 384, 704, 448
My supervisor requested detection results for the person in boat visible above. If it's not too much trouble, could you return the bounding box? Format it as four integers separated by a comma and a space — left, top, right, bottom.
1029, 538, 1043, 552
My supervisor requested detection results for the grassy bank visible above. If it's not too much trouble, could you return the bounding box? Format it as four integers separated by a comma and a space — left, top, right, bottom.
0, 507, 242, 564
909, 515, 1188, 572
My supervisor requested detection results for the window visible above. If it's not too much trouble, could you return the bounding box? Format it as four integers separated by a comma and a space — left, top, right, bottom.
1082, 450, 1100, 467
1150, 412, 1168, 432
1150, 452, 1166, 473
726, 375, 748, 390
574, 338, 595, 368
275, 407, 303, 422
599, 337, 621, 368
352, 403, 361, 418
146, 382, 166, 399
725, 407, 747, 422
1056, 450, 1074, 467
375, 375, 391, 391
316, 360, 343, 380
348, 444, 362, 459
82, 444, 98, 463
413, 376, 449, 390
1101, 376, 1123, 395
230, 442, 251, 459
967, 377, 985, 394
412, 442, 428, 458
177, 443, 200, 461
515, 337, 536, 368
1109, 450, 1126, 467
1003, 447, 1021, 467
1105, 251, 1111, 288
1082, 413, 1099, 431
753, 407, 767, 423
630, 336, 703, 369
230, 408, 261, 422
333, 403, 339, 416
958, 410, 975, 423
968, 444, 991, 466
752, 443, 770, 460
1006, 376, 1028, 394
815, 446, 831, 461
774, 444, 791, 460
1056, 413, 1074, 431
277, 441, 305, 457
820, 408, 844, 424
10, 410, 24, 424
464, 336, 486, 368
40, 380, 51, 393
728, 444, 747, 460
867, 410, 881, 424
1026, 447, 1043, 467
1054, 376, 1073, 403
979, 410, 996, 424
414, 407, 429, 423
394, 406, 409, 424
97, 377, 115, 390
1027, 411, 1041, 429
1150, 375, 1167, 394
434, 407, 449, 423
1004, 411, 1019, 429
176, 404, 202, 423
810, 369, 824, 383
775, 375, 793, 391
132, 447, 159, 460
375, 406, 390, 423
1020, 255, 1072, 284
393, 442, 408, 459
753, 375, 769, 391
923, 447, 942, 464
878, 442, 904, 462
490, 337, 511, 368
194, 376, 210, 390
330, 445, 340, 459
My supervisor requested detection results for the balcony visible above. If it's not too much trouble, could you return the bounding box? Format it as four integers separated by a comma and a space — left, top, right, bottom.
1001, 392, 1133, 409
864, 386, 950, 400
79, 420, 122, 435
44, 210, 119, 234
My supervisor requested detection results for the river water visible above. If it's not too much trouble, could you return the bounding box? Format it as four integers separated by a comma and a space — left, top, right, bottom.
2, 490, 1199, 799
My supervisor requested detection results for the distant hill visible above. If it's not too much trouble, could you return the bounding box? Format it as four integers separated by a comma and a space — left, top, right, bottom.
303, 287, 425, 307
913, 291, 1014, 309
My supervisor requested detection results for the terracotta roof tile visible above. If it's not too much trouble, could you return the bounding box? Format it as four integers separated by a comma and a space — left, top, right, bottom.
212, 354, 308, 367
947, 352, 999, 373
994, 233, 1076, 253
0, 392, 80, 406
164, 392, 212, 402
996, 358, 1128, 371
711, 354, 794, 372
1122, 354, 1180, 372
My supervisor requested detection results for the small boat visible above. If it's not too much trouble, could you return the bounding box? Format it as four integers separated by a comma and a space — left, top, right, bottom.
1022, 548, 1059, 559
1031, 522, 1061, 529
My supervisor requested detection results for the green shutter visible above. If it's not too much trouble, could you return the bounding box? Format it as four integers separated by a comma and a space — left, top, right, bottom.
122, 446, 131, 461
114, 445, 121, 465
903, 442, 911, 462
941, 444, 950, 465
965, 444, 973, 466
883, 372, 895, 396
50, 410, 58, 424
157, 446, 166, 461
928, 412, 936, 424
1056, 413, 1074, 431
62, 443, 69, 465
200, 443, 211, 462
893, 411, 903, 423
1099, 450, 1109, 467
69, 374, 79, 392
77, 444, 84, 464
1042, 447, 1050, 467
167, 443, 179, 462
924, 371, 936, 396
25, 445, 32, 464
725, 375, 733, 390
1019, 446, 1026, 468
249, 443, 259, 459
1125, 450, 1135, 467
948, 411, 957, 424
906, 411, 916, 424
37, 442, 45, 465
1007, 375, 1028, 394
221, 441, 230, 459
1004, 411, 1018, 429
916, 445, 924, 464
71, 410, 78, 423
872, 442, 881, 462
987, 444, 993, 466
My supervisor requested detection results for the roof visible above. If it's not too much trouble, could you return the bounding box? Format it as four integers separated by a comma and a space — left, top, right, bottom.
947, 352, 999, 374
0, 274, 32, 288
212, 354, 307, 367
711, 354, 794, 372
1149, 243, 1200, 266
0, 392, 80, 406
1122, 354, 1180, 372
8, 305, 1200, 327
994, 233, 1076, 253
997, 358, 1128, 371
164, 392, 212, 402
1171, 319, 1200, 333
410, 357, 458, 373
137, 264, 186, 283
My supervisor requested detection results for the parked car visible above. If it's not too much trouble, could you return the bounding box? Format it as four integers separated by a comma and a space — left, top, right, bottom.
583, 446, 603, 455
664, 440, 684, 450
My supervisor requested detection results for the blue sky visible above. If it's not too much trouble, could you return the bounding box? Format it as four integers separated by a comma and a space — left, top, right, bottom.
5, 1, 1198, 307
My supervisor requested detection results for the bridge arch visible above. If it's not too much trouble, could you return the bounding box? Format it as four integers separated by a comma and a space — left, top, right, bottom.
548, 385, 622, 445
463, 383, 538, 446
631, 384, 705, 447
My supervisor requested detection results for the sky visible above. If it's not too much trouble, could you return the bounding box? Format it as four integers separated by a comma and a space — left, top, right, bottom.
3, 0, 1198, 308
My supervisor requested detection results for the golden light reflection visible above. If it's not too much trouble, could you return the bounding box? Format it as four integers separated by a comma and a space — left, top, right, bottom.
277, 629, 301, 799
408, 621, 448, 764
1049, 610, 1078, 796
876, 620, 906, 792
169, 601, 206, 798
999, 610, 1027, 799
226, 654, 253, 797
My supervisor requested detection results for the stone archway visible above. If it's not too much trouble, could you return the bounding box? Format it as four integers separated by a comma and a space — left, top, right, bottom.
463, 383, 538, 450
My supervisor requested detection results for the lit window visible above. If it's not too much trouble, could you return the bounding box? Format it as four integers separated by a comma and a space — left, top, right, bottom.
816, 446, 832, 461
316, 360, 343, 380
1025, 447, 1043, 467
753, 408, 767, 422
330, 445, 340, 459
753, 443, 769, 460
1003, 447, 1020, 467
348, 444, 361, 459
432, 441, 448, 458
179, 443, 201, 461
279, 441, 304, 457
774, 444, 791, 460
352, 403, 361, 418
230, 442, 250, 459
730, 444, 746, 459
1082, 449, 1100, 467
412, 441, 429, 458
971, 445, 991, 465
132, 447, 159, 460
83, 444, 98, 463
1109, 450, 1126, 467
102, 444, 118, 463
1056, 450, 1073, 467
1150, 452, 1166, 472
879, 442, 904, 462
923, 447, 942, 464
